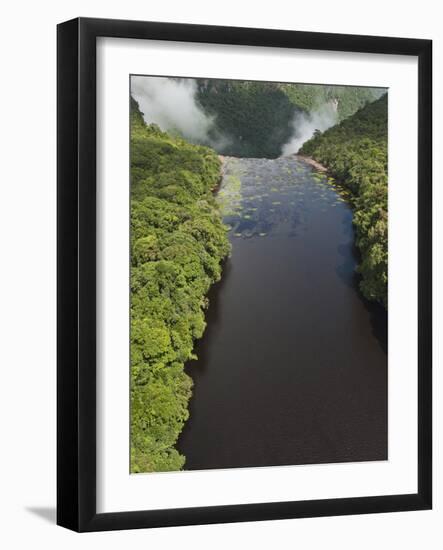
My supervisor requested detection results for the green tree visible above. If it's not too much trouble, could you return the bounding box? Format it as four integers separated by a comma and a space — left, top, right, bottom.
301, 94, 388, 306
130, 98, 230, 473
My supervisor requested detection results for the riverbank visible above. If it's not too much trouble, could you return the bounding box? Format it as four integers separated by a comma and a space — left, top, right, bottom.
300, 95, 388, 307
130, 99, 230, 473
293, 154, 328, 172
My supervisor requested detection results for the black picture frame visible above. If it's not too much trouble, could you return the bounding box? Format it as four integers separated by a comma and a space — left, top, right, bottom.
57, 17, 432, 532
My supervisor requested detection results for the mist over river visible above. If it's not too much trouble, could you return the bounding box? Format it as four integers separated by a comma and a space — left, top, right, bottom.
177, 156, 387, 470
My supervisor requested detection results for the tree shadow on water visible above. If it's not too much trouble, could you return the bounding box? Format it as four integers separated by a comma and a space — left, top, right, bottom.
185, 258, 233, 378
335, 208, 359, 289
177, 259, 232, 447
335, 214, 387, 355
335, 241, 360, 290
361, 296, 388, 355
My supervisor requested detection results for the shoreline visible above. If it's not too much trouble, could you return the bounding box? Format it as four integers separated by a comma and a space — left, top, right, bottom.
212, 155, 228, 193
219, 152, 328, 173
294, 154, 328, 172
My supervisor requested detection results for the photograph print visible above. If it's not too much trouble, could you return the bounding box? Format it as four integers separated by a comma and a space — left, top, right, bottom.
129, 75, 388, 474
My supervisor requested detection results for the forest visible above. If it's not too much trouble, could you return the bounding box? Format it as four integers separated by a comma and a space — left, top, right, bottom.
196, 79, 383, 157
300, 94, 388, 306
278, 83, 384, 120
130, 97, 230, 472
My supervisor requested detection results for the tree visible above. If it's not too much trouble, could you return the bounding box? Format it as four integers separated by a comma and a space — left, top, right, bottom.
130, 97, 230, 473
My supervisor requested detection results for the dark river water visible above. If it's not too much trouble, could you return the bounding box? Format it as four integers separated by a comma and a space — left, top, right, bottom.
177, 156, 387, 470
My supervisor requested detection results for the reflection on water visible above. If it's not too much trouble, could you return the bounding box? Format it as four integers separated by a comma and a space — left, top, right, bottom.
177, 156, 387, 471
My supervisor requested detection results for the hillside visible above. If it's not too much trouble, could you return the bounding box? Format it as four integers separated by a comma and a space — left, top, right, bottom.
130, 97, 230, 472
300, 94, 388, 306
196, 79, 383, 158
196, 80, 296, 158
279, 83, 384, 120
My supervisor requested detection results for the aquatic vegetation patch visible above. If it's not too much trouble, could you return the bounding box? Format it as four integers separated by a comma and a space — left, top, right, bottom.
216, 174, 242, 217
218, 156, 350, 241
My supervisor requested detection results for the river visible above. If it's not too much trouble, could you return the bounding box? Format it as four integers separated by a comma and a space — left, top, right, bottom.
177, 156, 387, 470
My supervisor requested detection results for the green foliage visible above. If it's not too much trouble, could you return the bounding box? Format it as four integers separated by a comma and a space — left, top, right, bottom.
197, 80, 296, 158
280, 84, 385, 121
300, 95, 388, 306
130, 98, 230, 473
196, 79, 383, 158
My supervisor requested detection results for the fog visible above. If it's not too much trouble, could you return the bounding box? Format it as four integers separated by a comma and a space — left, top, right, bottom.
281, 102, 338, 156
131, 77, 341, 157
131, 76, 227, 148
